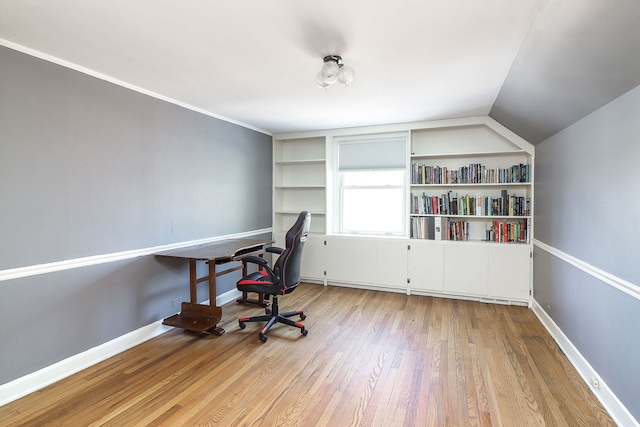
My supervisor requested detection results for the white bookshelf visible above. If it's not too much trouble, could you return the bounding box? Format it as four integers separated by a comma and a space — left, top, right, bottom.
410, 125, 533, 244
272, 136, 327, 283
273, 117, 535, 304
273, 136, 327, 236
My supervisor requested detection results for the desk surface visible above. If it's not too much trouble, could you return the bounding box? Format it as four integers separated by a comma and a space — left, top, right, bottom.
155, 237, 274, 262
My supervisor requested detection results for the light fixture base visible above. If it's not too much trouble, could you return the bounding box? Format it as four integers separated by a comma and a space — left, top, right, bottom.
323, 55, 343, 67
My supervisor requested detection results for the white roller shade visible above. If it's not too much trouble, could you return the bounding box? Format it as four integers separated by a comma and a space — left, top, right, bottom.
338, 135, 407, 170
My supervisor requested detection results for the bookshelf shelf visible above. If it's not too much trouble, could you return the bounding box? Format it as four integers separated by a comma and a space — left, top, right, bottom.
274, 185, 325, 189
274, 159, 325, 165
274, 210, 326, 215
410, 149, 526, 159
410, 214, 531, 219
411, 182, 530, 187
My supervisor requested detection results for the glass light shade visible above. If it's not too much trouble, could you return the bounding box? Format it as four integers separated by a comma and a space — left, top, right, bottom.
320, 61, 340, 85
338, 65, 356, 85
316, 72, 331, 89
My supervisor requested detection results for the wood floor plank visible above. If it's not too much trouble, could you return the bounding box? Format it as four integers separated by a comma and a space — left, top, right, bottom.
0, 283, 616, 426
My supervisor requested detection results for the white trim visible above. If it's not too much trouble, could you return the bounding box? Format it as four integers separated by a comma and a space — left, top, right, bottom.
0, 228, 272, 283
532, 300, 639, 427
273, 116, 535, 155
275, 117, 494, 139
0, 288, 243, 406
0, 39, 270, 136
0, 320, 170, 406
214, 288, 243, 307
534, 239, 640, 301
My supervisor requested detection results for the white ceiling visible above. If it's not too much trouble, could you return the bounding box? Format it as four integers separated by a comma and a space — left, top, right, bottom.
1, 0, 639, 142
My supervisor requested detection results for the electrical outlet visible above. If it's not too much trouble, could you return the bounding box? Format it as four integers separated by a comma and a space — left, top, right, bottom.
590, 377, 600, 389
172, 297, 182, 308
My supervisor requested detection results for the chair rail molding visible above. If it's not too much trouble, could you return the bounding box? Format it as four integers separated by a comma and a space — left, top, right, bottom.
0, 228, 272, 283
533, 239, 640, 301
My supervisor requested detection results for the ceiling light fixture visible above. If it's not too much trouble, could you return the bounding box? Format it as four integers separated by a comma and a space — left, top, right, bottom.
316, 55, 355, 89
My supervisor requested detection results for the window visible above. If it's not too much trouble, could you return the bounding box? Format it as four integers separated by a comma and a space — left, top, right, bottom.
334, 133, 408, 236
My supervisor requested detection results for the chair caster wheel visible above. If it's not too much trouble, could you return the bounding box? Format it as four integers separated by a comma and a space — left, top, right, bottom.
301, 327, 308, 336
300, 313, 306, 320
239, 322, 246, 329
265, 309, 272, 315
259, 333, 267, 343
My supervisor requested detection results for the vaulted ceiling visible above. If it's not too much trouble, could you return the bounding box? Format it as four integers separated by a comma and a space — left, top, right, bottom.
1, 0, 639, 144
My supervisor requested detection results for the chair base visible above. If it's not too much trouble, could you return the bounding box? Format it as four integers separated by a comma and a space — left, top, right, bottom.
238, 296, 307, 343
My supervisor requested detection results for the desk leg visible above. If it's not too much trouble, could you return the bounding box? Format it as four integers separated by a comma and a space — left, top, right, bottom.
207, 262, 225, 336
189, 260, 198, 303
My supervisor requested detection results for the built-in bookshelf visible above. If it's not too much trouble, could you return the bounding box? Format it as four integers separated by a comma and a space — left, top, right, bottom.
273, 136, 327, 236
273, 117, 534, 304
409, 125, 533, 244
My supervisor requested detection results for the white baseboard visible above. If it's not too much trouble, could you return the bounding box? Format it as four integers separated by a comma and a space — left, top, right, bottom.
0, 321, 171, 407
531, 300, 638, 427
0, 288, 243, 407
215, 288, 242, 307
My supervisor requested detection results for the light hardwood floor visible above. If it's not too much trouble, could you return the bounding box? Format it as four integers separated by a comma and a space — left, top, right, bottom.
0, 283, 615, 426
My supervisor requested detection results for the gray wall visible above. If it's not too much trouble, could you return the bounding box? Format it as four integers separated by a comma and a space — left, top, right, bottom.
533, 84, 640, 420
0, 46, 273, 384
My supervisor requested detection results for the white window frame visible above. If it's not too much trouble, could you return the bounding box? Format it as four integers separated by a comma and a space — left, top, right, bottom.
331, 132, 409, 236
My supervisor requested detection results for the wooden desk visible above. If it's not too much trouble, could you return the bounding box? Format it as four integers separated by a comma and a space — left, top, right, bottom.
155, 237, 273, 335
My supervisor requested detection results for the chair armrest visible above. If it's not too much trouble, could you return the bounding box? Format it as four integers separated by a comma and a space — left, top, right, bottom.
266, 246, 284, 254
240, 255, 269, 267
240, 255, 277, 282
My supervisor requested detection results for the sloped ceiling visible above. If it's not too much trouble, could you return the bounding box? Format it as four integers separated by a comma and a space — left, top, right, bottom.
1, 0, 639, 144
490, 1, 640, 143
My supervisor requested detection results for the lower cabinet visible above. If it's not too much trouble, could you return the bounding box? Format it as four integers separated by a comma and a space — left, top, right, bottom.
407, 240, 444, 293
326, 236, 408, 291
288, 233, 531, 305
489, 244, 531, 301
443, 242, 489, 297
325, 236, 355, 283
300, 234, 326, 282
366, 238, 409, 290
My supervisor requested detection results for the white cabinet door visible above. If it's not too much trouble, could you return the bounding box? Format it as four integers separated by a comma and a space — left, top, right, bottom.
408, 240, 444, 293
325, 236, 355, 283
443, 242, 489, 297
354, 238, 377, 285
374, 239, 408, 290
300, 234, 326, 282
327, 237, 407, 290
489, 244, 531, 301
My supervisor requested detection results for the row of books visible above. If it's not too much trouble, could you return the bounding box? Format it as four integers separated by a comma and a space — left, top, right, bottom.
411, 216, 466, 240
487, 219, 530, 243
410, 217, 472, 241
411, 190, 531, 217
410, 216, 530, 243
411, 162, 530, 185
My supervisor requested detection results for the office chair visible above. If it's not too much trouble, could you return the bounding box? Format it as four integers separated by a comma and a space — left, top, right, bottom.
236, 211, 310, 343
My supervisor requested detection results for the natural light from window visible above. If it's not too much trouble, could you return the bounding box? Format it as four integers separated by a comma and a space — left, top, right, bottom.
341, 170, 405, 234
